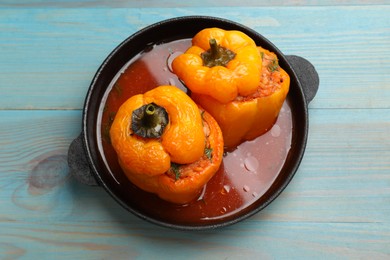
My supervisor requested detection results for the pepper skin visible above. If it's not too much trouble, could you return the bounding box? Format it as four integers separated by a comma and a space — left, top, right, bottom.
191, 47, 290, 149
110, 86, 224, 204
172, 28, 262, 104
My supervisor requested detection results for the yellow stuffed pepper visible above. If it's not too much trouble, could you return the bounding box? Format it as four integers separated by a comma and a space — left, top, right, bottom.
172, 28, 290, 149
109, 86, 224, 204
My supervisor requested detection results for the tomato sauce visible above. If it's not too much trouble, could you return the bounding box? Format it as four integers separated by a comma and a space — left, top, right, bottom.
97, 39, 292, 225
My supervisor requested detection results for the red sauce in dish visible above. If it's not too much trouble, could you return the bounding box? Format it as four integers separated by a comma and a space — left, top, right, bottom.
97, 39, 292, 225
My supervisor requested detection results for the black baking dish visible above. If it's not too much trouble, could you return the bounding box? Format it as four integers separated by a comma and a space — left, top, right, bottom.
68, 16, 319, 230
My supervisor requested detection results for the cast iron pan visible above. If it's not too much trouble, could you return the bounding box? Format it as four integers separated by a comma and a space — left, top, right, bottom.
68, 16, 319, 230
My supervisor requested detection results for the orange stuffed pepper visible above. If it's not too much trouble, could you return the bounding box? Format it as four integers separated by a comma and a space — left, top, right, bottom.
172, 27, 262, 103
109, 85, 224, 204
172, 28, 290, 149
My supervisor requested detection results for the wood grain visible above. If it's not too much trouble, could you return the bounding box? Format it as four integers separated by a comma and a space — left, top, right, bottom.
0, 0, 389, 7
0, 7, 389, 109
0, 4, 389, 259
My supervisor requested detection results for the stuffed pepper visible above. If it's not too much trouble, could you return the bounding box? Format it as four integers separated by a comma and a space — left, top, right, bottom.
172, 27, 262, 104
172, 28, 290, 148
109, 85, 224, 204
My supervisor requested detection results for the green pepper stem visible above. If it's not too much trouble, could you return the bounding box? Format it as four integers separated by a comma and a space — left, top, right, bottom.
201, 38, 236, 68
145, 104, 155, 116
209, 39, 219, 58
131, 103, 169, 138
142, 104, 159, 127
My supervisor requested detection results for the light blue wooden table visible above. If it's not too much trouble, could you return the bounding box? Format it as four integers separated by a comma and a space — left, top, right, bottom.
1, 1, 389, 259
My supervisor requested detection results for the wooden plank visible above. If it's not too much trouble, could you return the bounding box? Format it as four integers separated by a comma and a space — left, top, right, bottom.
0, 6, 389, 110
0, 108, 389, 258
1, 221, 389, 259
0, 0, 389, 8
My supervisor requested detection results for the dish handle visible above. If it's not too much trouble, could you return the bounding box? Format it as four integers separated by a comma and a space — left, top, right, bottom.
68, 134, 99, 186
286, 55, 319, 104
